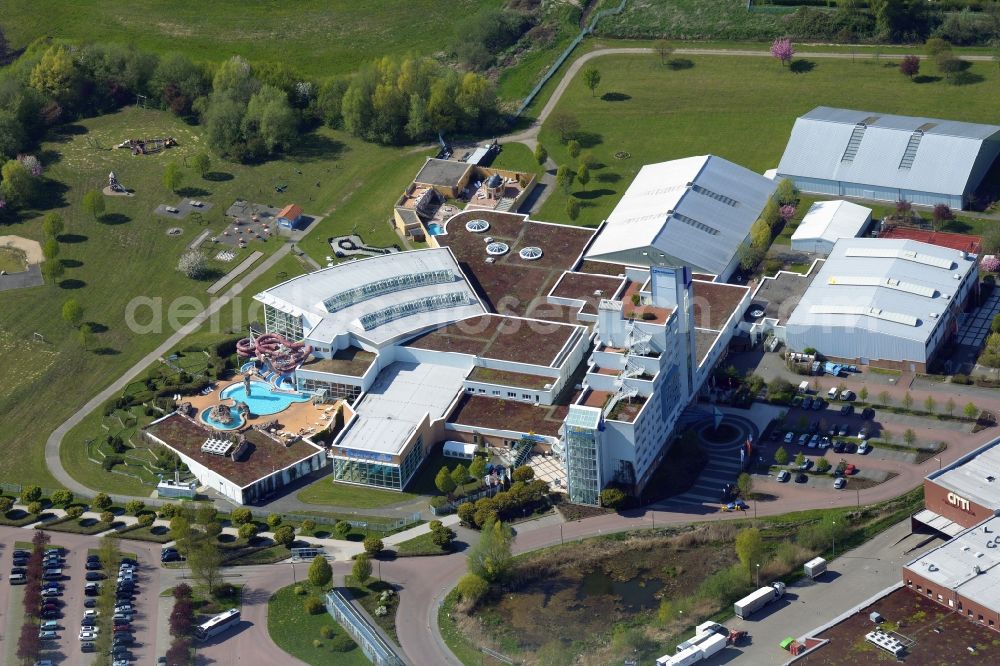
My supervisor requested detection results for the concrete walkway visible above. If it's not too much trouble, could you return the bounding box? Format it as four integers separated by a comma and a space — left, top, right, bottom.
206, 249, 263, 295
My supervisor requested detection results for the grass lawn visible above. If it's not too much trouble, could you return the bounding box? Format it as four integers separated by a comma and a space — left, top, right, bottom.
0, 247, 28, 273
489, 142, 543, 177
407, 449, 482, 498
2, 0, 504, 79
0, 509, 43, 527
87, 548, 137, 560
393, 531, 450, 557
296, 478, 421, 510
344, 575, 401, 644
0, 104, 417, 490
115, 524, 173, 543
224, 542, 295, 566
268, 582, 368, 665
536, 52, 1000, 228
41, 517, 117, 535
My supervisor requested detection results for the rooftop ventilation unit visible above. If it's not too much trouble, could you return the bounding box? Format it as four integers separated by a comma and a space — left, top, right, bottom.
519, 246, 543, 261
466, 219, 490, 233
930, 313, 939, 319
486, 242, 509, 256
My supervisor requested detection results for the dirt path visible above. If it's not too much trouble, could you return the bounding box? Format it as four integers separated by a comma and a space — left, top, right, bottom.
0, 235, 43, 263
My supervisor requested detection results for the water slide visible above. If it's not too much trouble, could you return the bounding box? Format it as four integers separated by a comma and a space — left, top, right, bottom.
235, 333, 312, 373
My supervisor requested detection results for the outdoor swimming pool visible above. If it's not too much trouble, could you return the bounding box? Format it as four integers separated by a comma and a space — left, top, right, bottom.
220, 381, 310, 415
427, 223, 444, 236
199, 408, 244, 431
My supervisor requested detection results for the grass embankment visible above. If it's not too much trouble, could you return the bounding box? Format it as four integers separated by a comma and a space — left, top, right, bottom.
536, 52, 1000, 228
296, 478, 420, 510
344, 575, 401, 644
268, 582, 368, 666
393, 531, 451, 557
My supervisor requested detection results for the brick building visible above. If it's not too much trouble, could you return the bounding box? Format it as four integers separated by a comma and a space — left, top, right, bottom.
914, 439, 1000, 537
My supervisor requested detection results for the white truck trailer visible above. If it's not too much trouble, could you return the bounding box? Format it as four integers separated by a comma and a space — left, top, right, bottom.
804, 557, 827, 579
733, 581, 786, 619
655, 633, 728, 666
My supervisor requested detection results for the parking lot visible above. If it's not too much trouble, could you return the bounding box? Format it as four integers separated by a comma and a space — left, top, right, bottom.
2, 525, 162, 666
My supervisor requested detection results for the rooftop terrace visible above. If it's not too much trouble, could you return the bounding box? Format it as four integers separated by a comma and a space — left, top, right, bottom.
580, 389, 646, 423
692, 280, 750, 330
146, 413, 323, 488
550, 271, 627, 315
751, 262, 822, 325
436, 210, 595, 320
301, 347, 376, 377
405, 314, 581, 368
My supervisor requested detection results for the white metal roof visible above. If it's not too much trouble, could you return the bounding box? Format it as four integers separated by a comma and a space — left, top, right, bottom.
336, 362, 468, 456
930, 439, 1000, 510
913, 508, 967, 538
791, 200, 871, 245
255, 248, 485, 348
786, 237, 976, 343
904, 515, 1000, 612
585, 155, 777, 274
777, 106, 1000, 196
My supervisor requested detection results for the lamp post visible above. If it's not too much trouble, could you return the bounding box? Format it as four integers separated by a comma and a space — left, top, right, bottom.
290, 560, 296, 584
755, 563, 760, 588
560, 523, 564, 546
856, 487, 860, 507
934, 456, 942, 471
832, 521, 837, 558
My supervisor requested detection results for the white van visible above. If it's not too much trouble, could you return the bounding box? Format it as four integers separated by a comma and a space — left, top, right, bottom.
827, 387, 839, 400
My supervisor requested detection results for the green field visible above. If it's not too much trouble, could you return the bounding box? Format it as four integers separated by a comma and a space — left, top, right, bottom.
268, 583, 368, 665
1, 0, 503, 79
0, 107, 415, 488
489, 142, 543, 177
537, 52, 1000, 228
0, 247, 28, 273
296, 477, 420, 510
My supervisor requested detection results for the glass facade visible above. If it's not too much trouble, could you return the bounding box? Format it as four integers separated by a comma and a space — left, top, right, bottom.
264, 304, 303, 341
400, 437, 424, 487
297, 377, 362, 402
564, 406, 602, 505
333, 458, 403, 490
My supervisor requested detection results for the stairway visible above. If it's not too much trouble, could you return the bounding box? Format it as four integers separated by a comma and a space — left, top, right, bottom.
841, 124, 867, 163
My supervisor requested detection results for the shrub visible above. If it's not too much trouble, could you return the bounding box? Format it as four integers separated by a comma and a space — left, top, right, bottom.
238, 523, 258, 540
312, 639, 323, 648
266, 513, 282, 528
100, 511, 114, 524
27, 501, 42, 515
429, 495, 447, 509
231, 507, 253, 525
600, 487, 628, 510
641, 312, 656, 321
457, 573, 489, 604
173, 583, 193, 599
982, 256, 1000, 273
457, 502, 476, 526
20, 485, 42, 503
320, 626, 336, 639
66, 505, 85, 519
159, 503, 179, 519
303, 596, 325, 615
272, 524, 295, 547
293, 585, 306, 596
308, 555, 333, 587
363, 536, 384, 556
333, 521, 351, 539
125, 499, 146, 516
93, 493, 112, 510
50, 489, 73, 506
138, 513, 156, 527
330, 632, 356, 652
511, 465, 534, 483
300, 519, 316, 534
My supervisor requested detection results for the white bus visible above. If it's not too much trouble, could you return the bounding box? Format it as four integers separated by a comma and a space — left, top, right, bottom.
195, 608, 241, 640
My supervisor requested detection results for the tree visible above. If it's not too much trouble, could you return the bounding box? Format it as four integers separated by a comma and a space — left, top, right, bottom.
42, 237, 60, 262
177, 250, 209, 279
58, 299, 83, 330
0, 496, 13, 514
82, 190, 105, 221
770, 38, 795, 67
66, 505, 85, 519
308, 555, 333, 587
512, 465, 534, 483
192, 152, 211, 177
41, 260, 64, 284
238, 523, 258, 540
163, 162, 183, 194
556, 165, 573, 193
42, 213, 65, 240
794, 452, 806, 467
1, 159, 35, 207
231, 507, 253, 525
903, 428, 917, 446
243, 84, 298, 153
451, 463, 468, 489
195, 505, 218, 526
735, 527, 765, 574
138, 512, 156, 527
50, 489, 73, 506
859, 386, 869, 403
333, 520, 351, 539
964, 401, 979, 419
582, 67, 601, 97
946, 397, 956, 417
467, 518, 514, 582
100, 510, 114, 524
923, 395, 936, 414
303, 596, 325, 615
902, 392, 914, 411
900, 54, 920, 79
600, 486, 628, 509
27, 500, 42, 515
457, 573, 489, 604
435, 467, 457, 496
577, 163, 590, 190
932, 204, 954, 229
655, 40, 674, 65
457, 502, 476, 526
272, 524, 295, 546
431, 522, 457, 549
29, 45, 77, 100
877, 390, 891, 407
125, 499, 146, 515
567, 139, 581, 159
925, 37, 952, 58
169, 599, 194, 637
533, 143, 548, 166
266, 513, 282, 528
353, 553, 373, 586
550, 111, 580, 143
774, 446, 789, 466
736, 472, 753, 501
78, 323, 94, 350
93, 492, 112, 510
469, 456, 487, 480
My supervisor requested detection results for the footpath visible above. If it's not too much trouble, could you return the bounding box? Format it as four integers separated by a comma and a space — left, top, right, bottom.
7, 503, 459, 561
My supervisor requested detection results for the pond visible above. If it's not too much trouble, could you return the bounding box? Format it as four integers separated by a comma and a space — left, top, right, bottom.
577, 570, 664, 611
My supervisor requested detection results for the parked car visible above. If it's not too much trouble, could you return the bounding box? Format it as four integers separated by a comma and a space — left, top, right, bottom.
40, 621, 59, 631
42, 589, 62, 597
85, 572, 104, 581
798, 433, 809, 446
81, 642, 96, 653
808, 420, 820, 434
820, 436, 832, 448
827, 423, 838, 436
808, 434, 819, 448
858, 427, 869, 440
39, 630, 58, 640
812, 398, 824, 411
840, 404, 854, 416
802, 396, 813, 409
784, 431, 794, 444
844, 442, 858, 453
113, 633, 134, 645
841, 390, 856, 401
833, 442, 847, 454
84, 609, 99, 618
838, 424, 850, 437
12, 549, 30, 558
795, 473, 809, 483
84, 599, 97, 609
85, 561, 103, 571
799, 458, 813, 471
777, 470, 791, 483
834, 478, 847, 489
861, 407, 876, 420
9, 573, 27, 585
723, 500, 749, 512
858, 442, 872, 455
112, 612, 132, 622
845, 463, 858, 475
79, 630, 99, 641
41, 609, 61, 619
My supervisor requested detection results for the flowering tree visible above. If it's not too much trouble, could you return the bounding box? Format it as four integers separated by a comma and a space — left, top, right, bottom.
770, 38, 795, 67
900, 55, 920, 79
981, 256, 1000, 273
18, 154, 42, 177
780, 204, 796, 220
177, 250, 209, 279
932, 203, 954, 227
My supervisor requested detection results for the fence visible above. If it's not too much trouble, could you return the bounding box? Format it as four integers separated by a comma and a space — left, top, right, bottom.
327, 589, 406, 666
514, 0, 629, 117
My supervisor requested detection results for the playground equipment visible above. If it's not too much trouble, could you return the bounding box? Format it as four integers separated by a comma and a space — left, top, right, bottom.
108, 171, 126, 193
237, 332, 313, 374
117, 136, 177, 155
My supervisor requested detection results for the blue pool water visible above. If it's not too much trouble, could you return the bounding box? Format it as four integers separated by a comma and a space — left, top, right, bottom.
220, 381, 310, 415
199, 408, 244, 431
427, 223, 444, 236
